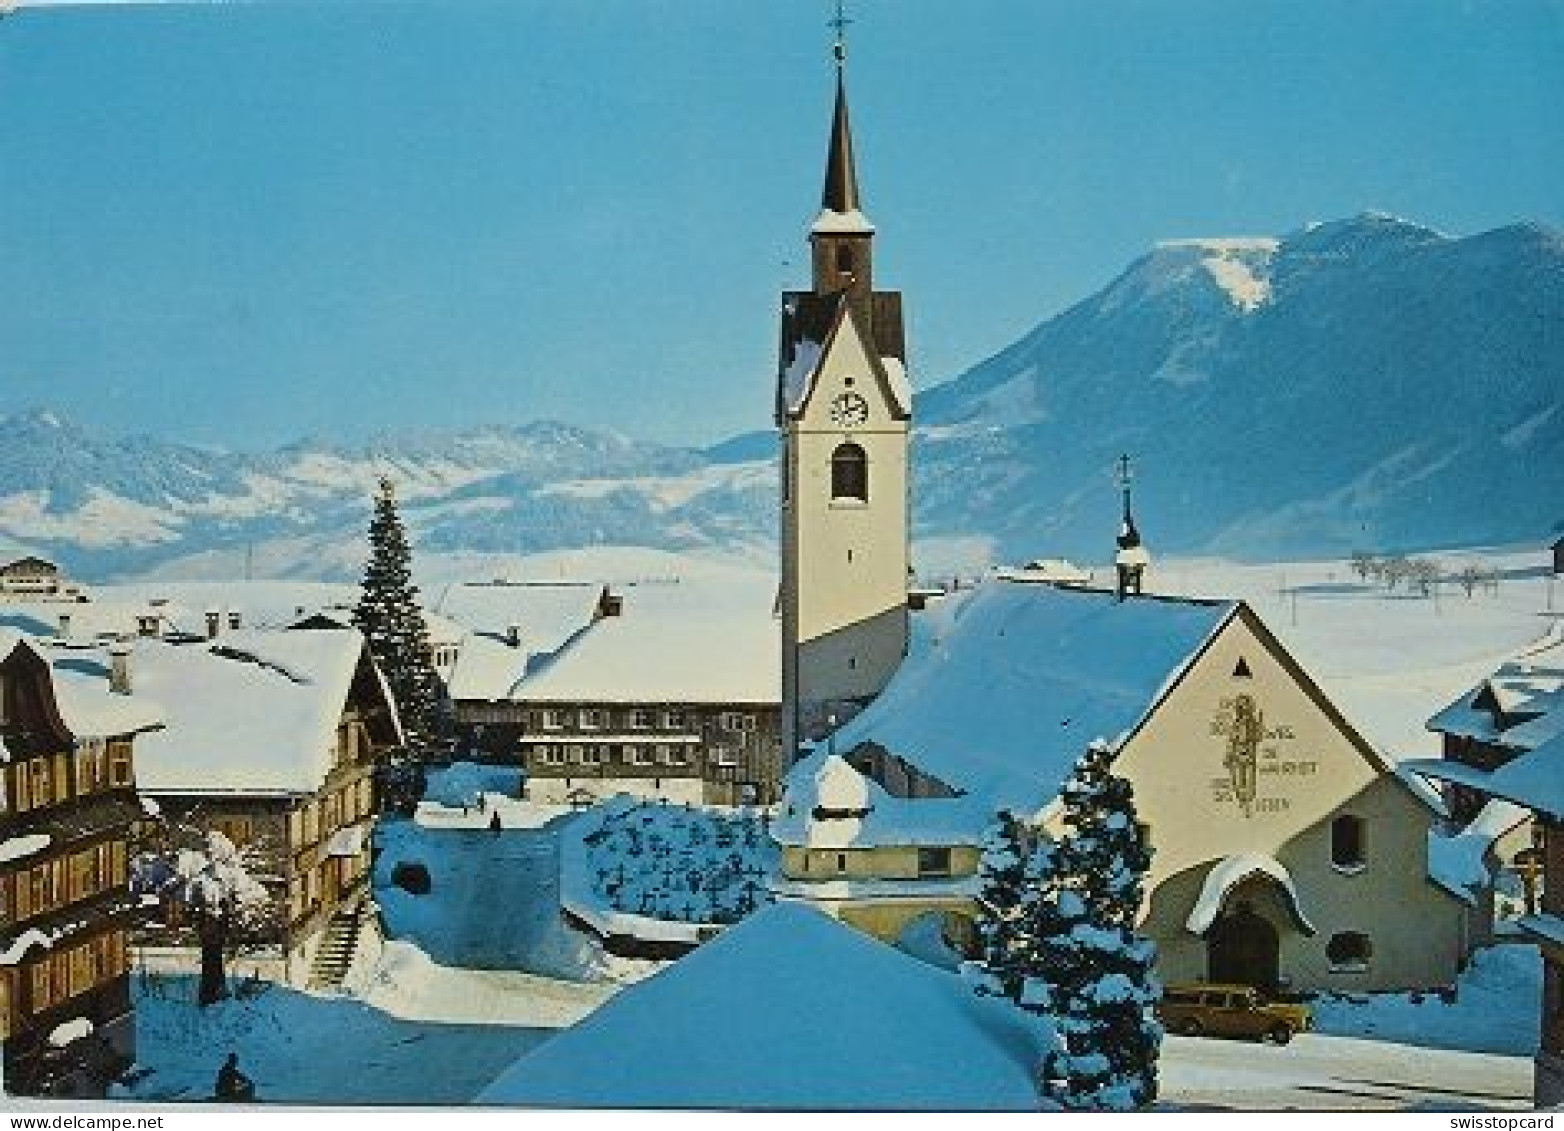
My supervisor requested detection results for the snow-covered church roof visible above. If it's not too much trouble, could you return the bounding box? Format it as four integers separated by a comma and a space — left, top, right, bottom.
476, 902, 1055, 1111
830, 579, 1234, 816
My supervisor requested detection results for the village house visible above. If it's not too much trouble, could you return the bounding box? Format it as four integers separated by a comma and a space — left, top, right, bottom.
1424, 639, 1563, 896
1406, 656, 1564, 1104
0, 631, 161, 1096
0, 557, 85, 604
440, 579, 782, 806
123, 627, 401, 989
773, 579, 1478, 996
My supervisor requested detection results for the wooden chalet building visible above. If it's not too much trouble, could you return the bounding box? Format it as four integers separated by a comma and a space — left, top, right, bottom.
1409, 652, 1564, 1104
1424, 641, 1563, 878
1, 632, 161, 1096
125, 628, 402, 987
441, 579, 783, 806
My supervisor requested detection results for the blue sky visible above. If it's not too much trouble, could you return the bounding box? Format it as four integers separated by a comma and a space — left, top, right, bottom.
1, 0, 1561, 451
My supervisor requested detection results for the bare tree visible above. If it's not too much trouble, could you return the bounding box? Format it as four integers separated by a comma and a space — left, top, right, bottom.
1407, 558, 1443, 598
1381, 555, 1411, 592
1349, 551, 1377, 582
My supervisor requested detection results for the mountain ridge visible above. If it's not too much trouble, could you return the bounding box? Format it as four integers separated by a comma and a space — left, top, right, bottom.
1, 214, 1559, 579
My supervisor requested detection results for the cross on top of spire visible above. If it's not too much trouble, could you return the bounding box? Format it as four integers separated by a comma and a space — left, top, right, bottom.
829, 0, 852, 67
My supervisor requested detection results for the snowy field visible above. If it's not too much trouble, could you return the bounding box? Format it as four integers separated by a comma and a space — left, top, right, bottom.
1153, 547, 1561, 759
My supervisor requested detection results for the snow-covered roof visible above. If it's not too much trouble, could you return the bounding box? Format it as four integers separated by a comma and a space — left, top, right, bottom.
47, 649, 165, 739
1186, 855, 1316, 936
0, 833, 51, 865
475, 902, 1055, 1111
810, 207, 875, 235
1408, 725, 1564, 824
128, 629, 387, 795
1426, 798, 1530, 906
772, 751, 987, 850
434, 581, 604, 653
832, 580, 1233, 815
511, 579, 778, 705
437, 581, 608, 702
1427, 646, 1564, 749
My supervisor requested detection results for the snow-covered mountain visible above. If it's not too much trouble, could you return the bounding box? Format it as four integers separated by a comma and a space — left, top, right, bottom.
913, 215, 1564, 562
0, 412, 774, 580
3, 214, 1559, 580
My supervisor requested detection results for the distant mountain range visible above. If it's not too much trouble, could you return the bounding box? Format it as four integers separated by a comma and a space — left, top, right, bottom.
909, 214, 1564, 563
1, 214, 1559, 580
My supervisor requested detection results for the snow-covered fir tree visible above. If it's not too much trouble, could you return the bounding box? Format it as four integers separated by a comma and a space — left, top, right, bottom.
976, 809, 1041, 1001
353, 476, 446, 761
1043, 739, 1162, 1111
131, 827, 271, 1006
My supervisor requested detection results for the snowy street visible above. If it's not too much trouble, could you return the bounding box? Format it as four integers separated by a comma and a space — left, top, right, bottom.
1160, 1032, 1533, 1111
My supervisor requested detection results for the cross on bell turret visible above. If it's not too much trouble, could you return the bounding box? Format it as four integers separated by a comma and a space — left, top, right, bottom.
1115, 454, 1150, 601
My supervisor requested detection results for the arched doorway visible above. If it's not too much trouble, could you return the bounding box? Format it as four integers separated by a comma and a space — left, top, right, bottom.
1206, 899, 1280, 994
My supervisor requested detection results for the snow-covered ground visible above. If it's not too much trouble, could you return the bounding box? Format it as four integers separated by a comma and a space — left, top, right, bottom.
1311, 942, 1539, 1057
121, 972, 554, 1105
1160, 1031, 1532, 1111
1152, 548, 1560, 760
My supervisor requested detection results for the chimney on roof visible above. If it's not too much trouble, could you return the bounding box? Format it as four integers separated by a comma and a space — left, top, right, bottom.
506, 624, 522, 648
205, 609, 221, 639
228, 610, 242, 631
109, 642, 132, 695
600, 588, 623, 618
57, 612, 72, 639
136, 614, 159, 638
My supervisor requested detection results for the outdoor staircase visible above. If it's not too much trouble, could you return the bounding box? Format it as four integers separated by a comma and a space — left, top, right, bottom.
307, 907, 366, 992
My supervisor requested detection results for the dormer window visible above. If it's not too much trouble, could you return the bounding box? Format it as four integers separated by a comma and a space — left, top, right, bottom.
831, 442, 868, 501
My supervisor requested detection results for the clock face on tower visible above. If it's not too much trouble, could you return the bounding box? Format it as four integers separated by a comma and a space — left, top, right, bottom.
829, 392, 870, 428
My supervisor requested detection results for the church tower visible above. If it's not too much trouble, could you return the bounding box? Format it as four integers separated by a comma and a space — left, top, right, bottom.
777, 32, 911, 758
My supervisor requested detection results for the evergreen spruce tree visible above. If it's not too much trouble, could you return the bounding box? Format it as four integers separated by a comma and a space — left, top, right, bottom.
354, 477, 446, 768
1047, 739, 1162, 1111
975, 810, 1034, 1000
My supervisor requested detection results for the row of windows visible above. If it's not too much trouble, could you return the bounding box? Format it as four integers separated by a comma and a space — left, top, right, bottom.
533, 708, 757, 733
0, 841, 128, 924
0, 742, 134, 816
0, 929, 128, 1041
288, 777, 374, 851
532, 743, 701, 769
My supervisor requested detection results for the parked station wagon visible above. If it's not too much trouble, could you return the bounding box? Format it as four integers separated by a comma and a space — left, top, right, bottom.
1157, 983, 1313, 1044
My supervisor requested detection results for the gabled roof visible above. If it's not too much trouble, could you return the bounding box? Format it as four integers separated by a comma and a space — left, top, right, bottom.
1408, 733, 1564, 824
776, 291, 911, 425
436, 581, 608, 702
509, 579, 777, 706
830, 580, 1234, 815
127, 629, 397, 795
476, 902, 1054, 1111
1426, 643, 1564, 750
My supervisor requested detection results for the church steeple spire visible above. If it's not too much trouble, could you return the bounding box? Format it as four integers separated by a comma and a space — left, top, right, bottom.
810, 3, 875, 299
821, 71, 861, 215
